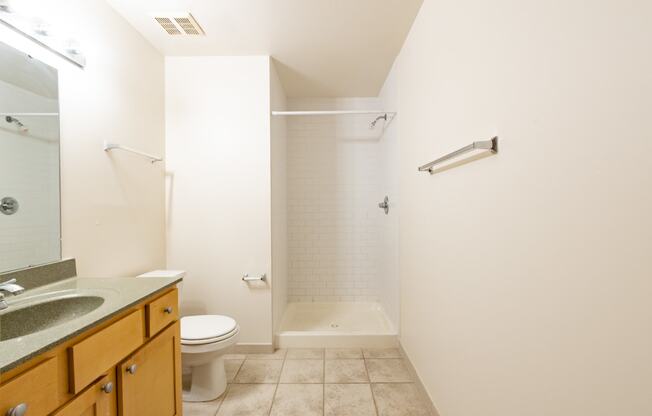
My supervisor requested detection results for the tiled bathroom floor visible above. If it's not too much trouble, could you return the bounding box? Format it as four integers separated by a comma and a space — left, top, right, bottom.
183, 348, 432, 416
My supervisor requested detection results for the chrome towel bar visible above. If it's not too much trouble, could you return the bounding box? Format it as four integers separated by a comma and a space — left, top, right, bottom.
418, 136, 498, 174
242, 274, 266, 282
103, 141, 163, 164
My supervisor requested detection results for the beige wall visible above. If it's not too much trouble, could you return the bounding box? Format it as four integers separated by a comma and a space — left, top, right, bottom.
392, 0, 652, 415
1, 0, 166, 276
166, 56, 273, 346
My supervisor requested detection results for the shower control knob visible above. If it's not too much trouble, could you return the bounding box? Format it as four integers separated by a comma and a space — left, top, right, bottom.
378, 196, 389, 215
126, 364, 137, 375
101, 382, 113, 394
0, 197, 19, 215
6, 403, 28, 416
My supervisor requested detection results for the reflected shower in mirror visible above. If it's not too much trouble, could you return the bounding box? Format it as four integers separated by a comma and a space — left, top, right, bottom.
0, 40, 61, 272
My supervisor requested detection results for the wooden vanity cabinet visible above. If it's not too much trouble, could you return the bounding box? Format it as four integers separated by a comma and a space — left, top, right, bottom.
0, 287, 182, 416
51, 372, 117, 416
118, 321, 182, 416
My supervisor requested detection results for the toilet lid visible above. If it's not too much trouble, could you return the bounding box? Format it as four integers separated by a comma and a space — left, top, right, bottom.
181, 315, 237, 341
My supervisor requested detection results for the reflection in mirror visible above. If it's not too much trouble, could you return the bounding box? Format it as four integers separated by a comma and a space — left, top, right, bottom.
0, 40, 60, 272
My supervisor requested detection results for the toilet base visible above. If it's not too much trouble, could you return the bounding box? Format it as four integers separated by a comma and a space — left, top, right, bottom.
182, 356, 227, 402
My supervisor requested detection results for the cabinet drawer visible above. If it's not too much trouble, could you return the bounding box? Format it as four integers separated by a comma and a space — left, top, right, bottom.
146, 289, 179, 337
0, 357, 59, 416
69, 310, 144, 393
52, 371, 117, 416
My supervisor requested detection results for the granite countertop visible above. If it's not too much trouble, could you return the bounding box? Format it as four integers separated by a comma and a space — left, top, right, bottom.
0, 276, 182, 373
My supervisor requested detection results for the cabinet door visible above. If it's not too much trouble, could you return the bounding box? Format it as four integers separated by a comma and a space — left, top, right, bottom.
52, 372, 117, 416
118, 321, 182, 416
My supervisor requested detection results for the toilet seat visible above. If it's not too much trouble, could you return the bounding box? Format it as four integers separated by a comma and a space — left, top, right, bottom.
181, 315, 238, 345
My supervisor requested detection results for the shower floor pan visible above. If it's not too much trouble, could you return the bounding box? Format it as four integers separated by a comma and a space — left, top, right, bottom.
276, 302, 398, 348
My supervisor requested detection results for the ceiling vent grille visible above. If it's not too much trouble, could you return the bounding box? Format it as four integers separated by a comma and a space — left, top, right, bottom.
154, 17, 181, 35
154, 13, 205, 36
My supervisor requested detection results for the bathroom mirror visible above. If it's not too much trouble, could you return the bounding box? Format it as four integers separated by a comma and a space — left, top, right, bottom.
0, 40, 61, 272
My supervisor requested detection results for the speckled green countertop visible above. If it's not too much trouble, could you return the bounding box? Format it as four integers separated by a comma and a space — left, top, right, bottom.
0, 276, 182, 373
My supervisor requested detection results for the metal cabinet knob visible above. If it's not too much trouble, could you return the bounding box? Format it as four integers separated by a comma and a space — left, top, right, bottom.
126, 364, 137, 374
163, 306, 173, 314
101, 382, 113, 393
6, 403, 28, 416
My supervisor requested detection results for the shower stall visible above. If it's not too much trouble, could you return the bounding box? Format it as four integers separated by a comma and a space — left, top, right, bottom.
166, 58, 399, 351
272, 98, 400, 348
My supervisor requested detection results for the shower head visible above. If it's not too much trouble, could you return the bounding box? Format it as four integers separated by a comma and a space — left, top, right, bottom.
5, 116, 28, 133
369, 114, 387, 129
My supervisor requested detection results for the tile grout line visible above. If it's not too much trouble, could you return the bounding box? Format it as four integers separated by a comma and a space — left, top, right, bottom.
267, 352, 287, 416
363, 356, 381, 416
213, 384, 229, 416
231, 359, 244, 383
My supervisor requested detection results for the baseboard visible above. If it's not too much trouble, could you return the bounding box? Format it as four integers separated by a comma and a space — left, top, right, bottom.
276, 332, 398, 349
399, 342, 441, 416
233, 343, 274, 354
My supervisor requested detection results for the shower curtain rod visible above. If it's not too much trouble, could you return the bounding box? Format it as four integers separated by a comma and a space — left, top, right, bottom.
271, 110, 396, 116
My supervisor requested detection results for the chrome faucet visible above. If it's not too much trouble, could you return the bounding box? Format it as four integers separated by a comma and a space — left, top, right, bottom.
0, 278, 25, 310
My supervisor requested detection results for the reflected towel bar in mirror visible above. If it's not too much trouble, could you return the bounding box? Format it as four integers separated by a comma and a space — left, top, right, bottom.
103, 141, 163, 164
418, 136, 498, 174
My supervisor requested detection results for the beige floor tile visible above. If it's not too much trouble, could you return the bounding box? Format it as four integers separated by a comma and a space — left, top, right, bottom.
365, 359, 412, 383
326, 348, 363, 359
270, 384, 324, 416
247, 349, 287, 360
287, 348, 325, 359
183, 393, 225, 416
216, 384, 276, 416
324, 384, 377, 416
280, 359, 324, 383
371, 384, 430, 416
234, 360, 283, 383
362, 348, 402, 359
225, 359, 244, 383
325, 359, 369, 383
223, 353, 247, 360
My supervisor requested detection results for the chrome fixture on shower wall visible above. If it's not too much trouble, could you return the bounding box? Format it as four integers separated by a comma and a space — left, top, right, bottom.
0, 196, 19, 215
378, 196, 389, 215
369, 114, 387, 129
4, 115, 28, 132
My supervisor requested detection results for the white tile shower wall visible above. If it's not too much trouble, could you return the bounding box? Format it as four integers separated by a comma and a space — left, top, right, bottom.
287, 98, 386, 302
0, 80, 60, 272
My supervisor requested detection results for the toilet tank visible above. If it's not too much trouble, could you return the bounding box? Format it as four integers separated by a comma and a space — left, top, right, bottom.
137, 270, 186, 302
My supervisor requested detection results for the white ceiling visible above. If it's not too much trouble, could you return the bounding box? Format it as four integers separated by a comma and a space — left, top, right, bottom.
105, 0, 423, 97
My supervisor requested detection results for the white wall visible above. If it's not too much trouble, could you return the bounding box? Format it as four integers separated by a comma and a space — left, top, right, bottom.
378, 70, 401, 329
392, 0, 652, 415
166, 56, 273, 346
270, 60, 288, 335
0, 0, 166, 276
286, 98, 399, 321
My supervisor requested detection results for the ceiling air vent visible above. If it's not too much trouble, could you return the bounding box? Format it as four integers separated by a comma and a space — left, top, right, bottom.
154, 13, 205, 36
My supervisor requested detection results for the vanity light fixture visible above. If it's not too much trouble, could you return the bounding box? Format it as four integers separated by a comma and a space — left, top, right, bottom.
0, 0, 11, 13
0, 0, 86, 67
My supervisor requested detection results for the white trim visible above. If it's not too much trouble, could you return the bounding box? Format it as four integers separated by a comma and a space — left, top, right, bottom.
272, 110, 396, 116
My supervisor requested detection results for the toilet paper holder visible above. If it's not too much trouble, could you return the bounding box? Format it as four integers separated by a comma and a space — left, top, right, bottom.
242, 273, 266, 282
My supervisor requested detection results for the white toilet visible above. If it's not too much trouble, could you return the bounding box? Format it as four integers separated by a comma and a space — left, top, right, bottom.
138, 270, 240, 402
